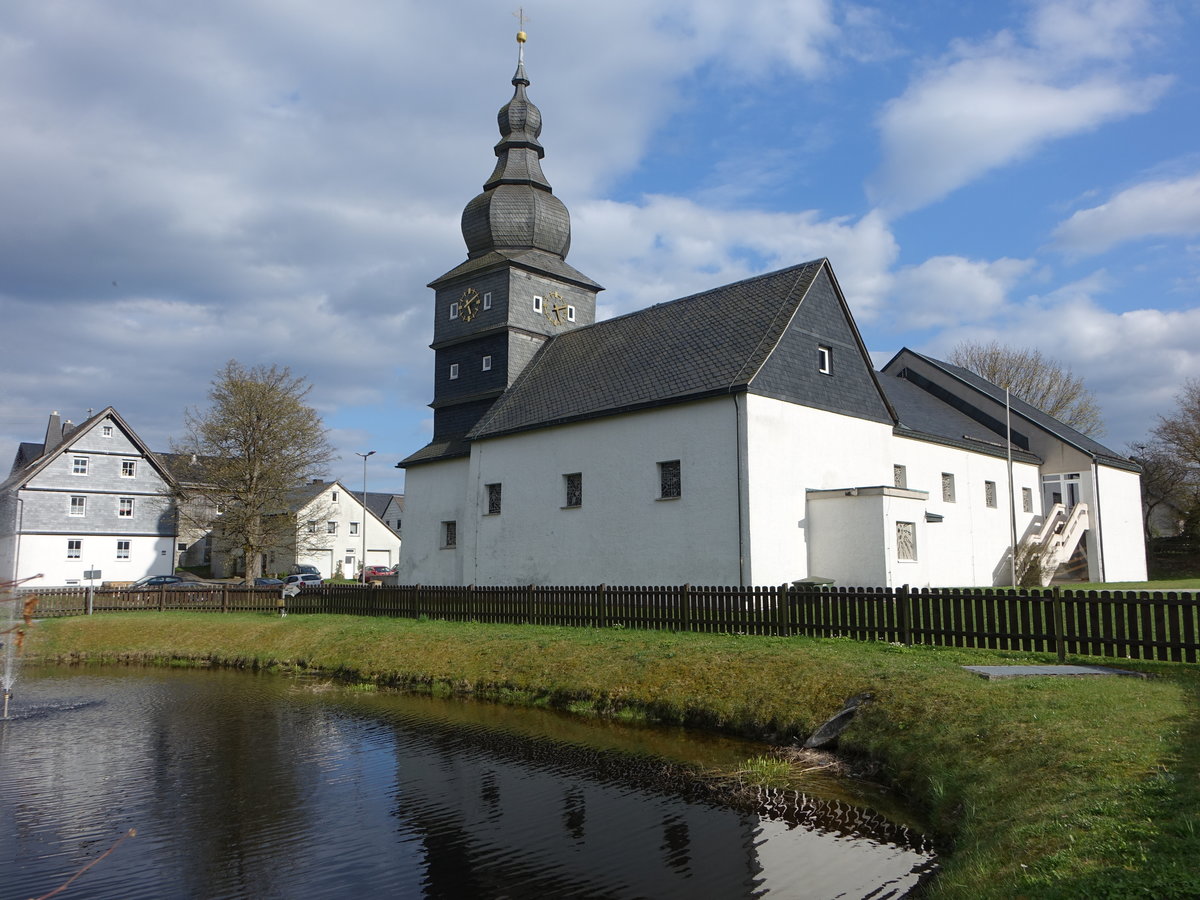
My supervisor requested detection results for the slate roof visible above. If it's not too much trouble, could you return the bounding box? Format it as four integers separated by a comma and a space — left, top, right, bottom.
429, 248, 601, 291
880, 374, 1042, 463
890, 349, 1138, 471
469, 260, 835, 439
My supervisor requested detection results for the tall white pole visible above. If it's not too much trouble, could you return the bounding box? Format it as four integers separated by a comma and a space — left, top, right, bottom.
356, 451, 375, 582
1007, 389, 1018, 586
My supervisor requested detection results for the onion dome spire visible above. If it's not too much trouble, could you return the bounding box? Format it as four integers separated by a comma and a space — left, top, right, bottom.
460, 26, 572, 259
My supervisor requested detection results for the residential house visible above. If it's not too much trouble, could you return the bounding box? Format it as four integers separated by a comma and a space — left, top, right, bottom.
396, 44, 1146, 589
0, 409, 178, 586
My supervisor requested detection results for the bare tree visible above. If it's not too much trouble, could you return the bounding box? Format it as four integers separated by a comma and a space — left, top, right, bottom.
1128, 439, 1199, 538
949, 340, 1104, 436
170, 361, 336, 580
1147, 379, 1200, 538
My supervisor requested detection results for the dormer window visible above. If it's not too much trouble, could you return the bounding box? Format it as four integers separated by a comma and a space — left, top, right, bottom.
818, 345, 833, 375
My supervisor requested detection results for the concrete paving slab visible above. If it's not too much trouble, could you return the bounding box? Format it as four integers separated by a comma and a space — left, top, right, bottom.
962, 664, 1148, 680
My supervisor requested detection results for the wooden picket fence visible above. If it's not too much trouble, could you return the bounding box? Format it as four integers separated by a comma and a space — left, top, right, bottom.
23, 582, 1200, 664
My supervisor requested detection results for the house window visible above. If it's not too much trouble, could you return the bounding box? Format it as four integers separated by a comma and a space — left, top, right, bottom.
486, 483, 502, 515
67, 539, 82, 558
564, 472, 582, 508
72, 457, 89, 475
69, 496, 86, 516
116, 540, 130, 559
658, 460, 682, 499
177, 542, 187, 551
449, 301, 459, 320
349, 522, 359, 535
307, 520, 318, 533
121, 459, 137, 478
893, 465, 907, 489
449, 363, 459, 380
327, 521, 338, 534
483, 292, 492, 310
119, 497, 134, 518
442, 520, 457, 548
533, 295, 543, 313
102, 425, 113, 438
896, 522, 917, 561
332, 491, 339, 502
817, 345, 833, 375
985, 481, 997, 508
567, 305, 576, 322
482, 355, 492, 372
942, 473, 956, 503
1022, 487, 1033, 513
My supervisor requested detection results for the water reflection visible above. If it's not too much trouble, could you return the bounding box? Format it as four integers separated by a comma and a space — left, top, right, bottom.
0, 667, 935, 898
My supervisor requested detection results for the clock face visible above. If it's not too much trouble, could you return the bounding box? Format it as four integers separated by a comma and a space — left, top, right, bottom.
458, 288, 481, 323
545, 291, 569, 326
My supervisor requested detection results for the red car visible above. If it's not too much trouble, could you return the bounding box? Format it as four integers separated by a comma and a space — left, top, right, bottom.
361, 565, 391, 580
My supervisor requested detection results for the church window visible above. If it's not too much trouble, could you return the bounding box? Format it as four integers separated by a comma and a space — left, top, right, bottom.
117, 540, 130, 559
564, 473, 582, 508
985, 481, 997, 508
442, 520, 457, 548
482, 355, 492, 371
449, 364, 459, 380
896, 522, 917, 561
122, 459, 137, 477
72, 457, 89, 475
818, 345, 832, 375
486, 483, 502, 515
893, 465, 907, 489
483, 292, 492, 310
942, 473, 955, 503
567, 305, 576, 322
119, 497, 134, 518
658, 460, 681, 499
1022, 487, 1033, 513
67, 539, 82, 558
449, 302, 458, 320
533, 295, 543, 313
70, 496, 86, 517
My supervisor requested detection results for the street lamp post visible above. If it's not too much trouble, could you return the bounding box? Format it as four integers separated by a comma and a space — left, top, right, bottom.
356, 450, 375, 582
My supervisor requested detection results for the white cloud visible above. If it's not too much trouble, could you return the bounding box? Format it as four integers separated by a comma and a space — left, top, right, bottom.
1052, 172, 1200, 255
869, 0, 1170, 214
887, 255, 1035, 328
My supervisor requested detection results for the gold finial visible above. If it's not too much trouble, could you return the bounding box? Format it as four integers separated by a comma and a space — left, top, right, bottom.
514, 7, 528, 43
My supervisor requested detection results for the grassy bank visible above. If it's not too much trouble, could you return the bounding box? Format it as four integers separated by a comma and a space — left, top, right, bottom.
22, 612, 1200, 899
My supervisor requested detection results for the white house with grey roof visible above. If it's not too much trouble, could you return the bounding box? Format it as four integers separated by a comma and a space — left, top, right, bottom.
396, 37, 1146, 589
0, 409, 179, 587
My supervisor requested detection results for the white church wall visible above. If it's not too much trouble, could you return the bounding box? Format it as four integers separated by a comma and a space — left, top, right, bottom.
466, 398, 742, 586
742, 394, 893, 586
395, 458, 470, 585
1094, 464, 1148, 582
890, 435, 1042, 587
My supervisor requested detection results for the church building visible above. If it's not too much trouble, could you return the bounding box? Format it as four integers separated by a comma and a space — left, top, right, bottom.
397, 32, 1146, 589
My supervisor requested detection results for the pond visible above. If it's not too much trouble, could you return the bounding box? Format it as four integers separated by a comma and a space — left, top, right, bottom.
0, 666, 936, 898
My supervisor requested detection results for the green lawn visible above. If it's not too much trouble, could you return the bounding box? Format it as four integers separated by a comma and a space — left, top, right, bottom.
22, 612, 1200, 899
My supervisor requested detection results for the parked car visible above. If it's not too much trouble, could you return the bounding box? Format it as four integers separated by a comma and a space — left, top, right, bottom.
239, 577, 283, 587
361, 565, 391, 580
129, 575, 184, 589
163, 580, 221, 602
289, 565, 320, 576
283, 573, 322, 588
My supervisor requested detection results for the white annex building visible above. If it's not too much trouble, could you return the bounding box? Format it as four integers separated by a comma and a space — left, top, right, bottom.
397, 37, 1146, 589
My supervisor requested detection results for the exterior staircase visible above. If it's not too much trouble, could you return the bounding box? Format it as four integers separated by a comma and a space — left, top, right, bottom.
1028, 503, 1089, 585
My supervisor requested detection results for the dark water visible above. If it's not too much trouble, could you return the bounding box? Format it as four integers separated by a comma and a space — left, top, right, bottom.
0, 666, 935, 898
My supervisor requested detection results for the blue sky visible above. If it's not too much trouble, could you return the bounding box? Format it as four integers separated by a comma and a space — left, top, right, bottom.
1, 0, 1198, 495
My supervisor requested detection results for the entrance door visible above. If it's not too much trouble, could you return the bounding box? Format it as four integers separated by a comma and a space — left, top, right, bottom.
1041, 473, 1081, 513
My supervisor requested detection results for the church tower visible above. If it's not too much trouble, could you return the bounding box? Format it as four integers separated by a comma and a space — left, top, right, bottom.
421, 28, 602, 457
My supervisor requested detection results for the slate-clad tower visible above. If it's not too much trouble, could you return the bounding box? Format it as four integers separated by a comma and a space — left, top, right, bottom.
411, 30, 602, 464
